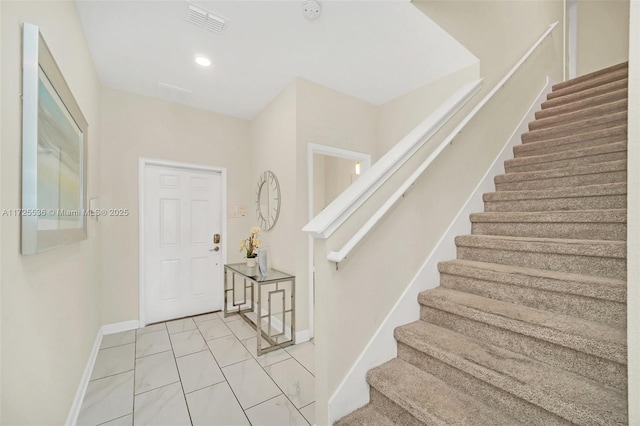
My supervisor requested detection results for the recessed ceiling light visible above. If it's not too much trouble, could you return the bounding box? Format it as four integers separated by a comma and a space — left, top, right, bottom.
195, 56, 211, 67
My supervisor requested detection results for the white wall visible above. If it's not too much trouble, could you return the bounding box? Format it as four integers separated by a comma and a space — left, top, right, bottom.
577, 0, 630, 75
99, 87, 251, 325
377, 63, 479, 154
627, 0, 639, 422
1, 2, 102, 424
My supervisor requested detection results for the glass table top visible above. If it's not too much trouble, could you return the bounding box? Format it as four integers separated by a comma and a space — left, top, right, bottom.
225, 263, 295, 282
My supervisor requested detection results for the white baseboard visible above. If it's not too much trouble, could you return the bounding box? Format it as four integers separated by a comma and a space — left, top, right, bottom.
327, 77, 553, 423
65, 326, 103, 426
65, 320, 140, 425
102, 320, 140, 335
296, 329, 312, 343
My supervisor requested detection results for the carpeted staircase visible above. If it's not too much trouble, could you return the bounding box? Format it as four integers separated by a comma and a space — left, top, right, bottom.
336, 62, 628, 425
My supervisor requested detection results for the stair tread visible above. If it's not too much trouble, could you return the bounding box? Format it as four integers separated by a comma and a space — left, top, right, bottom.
514, 125, 627, 157
455, 234, 626, 258
551, 62, 628, 91
548, 67, 628, 100
506, 141, 627, 168
368, 358, 520, 425
536, 88, 628, 119
542, 78, 628, 110
530, 98, 627, 131
395, 321, 627, 424
418, 287, 626, 363
470, 209, 626, 223
495, 159, 627, 184
334, 404, 396, 426
521, 111, 627, 143
484, 182, 627, 201
438, 259, 626, 302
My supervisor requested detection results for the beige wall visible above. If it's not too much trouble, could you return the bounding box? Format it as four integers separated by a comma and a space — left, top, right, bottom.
577, 0, 630, 76
314, 2, 564, 424
627, 0, 638, 422
296, 78, 380, 334
1, 1, 103, 424
249, 80, 298, 296
377, 63, 480, 154
99, 87, 251, 325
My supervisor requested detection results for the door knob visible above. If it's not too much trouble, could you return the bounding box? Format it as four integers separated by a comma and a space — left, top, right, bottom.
209, 247, 220, 252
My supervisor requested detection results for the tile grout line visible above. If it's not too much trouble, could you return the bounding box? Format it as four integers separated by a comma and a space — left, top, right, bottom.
167, 319, 195, 426
199, 321, 254, 425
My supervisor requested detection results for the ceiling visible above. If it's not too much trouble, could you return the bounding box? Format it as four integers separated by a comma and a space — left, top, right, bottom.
76, 0, 478, 120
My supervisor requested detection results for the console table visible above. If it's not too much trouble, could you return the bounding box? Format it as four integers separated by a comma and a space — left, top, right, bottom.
223, 263, 295, 356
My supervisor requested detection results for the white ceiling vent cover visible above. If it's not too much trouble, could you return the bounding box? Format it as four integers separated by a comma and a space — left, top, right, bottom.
187, 4, 228, 34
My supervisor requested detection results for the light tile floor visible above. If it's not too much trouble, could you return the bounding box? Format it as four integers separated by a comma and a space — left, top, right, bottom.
77, 312, 315, 426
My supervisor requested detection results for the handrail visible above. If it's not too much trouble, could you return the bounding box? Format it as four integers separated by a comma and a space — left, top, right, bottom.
303, 79, 483, 239
326, 21, 558, 264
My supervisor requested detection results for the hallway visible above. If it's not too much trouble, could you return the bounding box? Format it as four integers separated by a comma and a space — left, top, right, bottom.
77, 312, 315, 425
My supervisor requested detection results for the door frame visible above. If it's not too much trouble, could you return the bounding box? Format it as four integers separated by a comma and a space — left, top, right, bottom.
307, 144, 371, 338
138, 157, 227, 326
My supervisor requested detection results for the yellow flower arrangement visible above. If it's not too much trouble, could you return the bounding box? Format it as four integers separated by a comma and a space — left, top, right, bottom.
240, 226, 261, 258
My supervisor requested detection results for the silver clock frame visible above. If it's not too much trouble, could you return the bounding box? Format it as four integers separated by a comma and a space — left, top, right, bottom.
255, 170, 281, 231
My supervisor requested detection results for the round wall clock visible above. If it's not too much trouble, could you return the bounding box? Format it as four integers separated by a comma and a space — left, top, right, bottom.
255, 170, 281, 231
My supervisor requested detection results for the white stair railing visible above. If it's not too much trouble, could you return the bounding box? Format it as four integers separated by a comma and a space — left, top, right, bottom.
305, 21, 559, 266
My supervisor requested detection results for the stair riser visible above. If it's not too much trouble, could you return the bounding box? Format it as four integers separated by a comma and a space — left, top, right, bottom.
505, 151, 626, 174
439, 274, 626, 327
495, 170, 627, 191
552, 63, 627, 91
521, 116, 627, 144
369, 389, 423, 426
484, 195, 627, 212
529, 101, 627, 131
471, 222, 626, 241
535, 90, 627, 120
418, 307, 627, 391
456, 246, 626, 279
547, 69, 628, 100
542, 79, 628, 110
396, 343, 569, 425
513, 135, 626, 159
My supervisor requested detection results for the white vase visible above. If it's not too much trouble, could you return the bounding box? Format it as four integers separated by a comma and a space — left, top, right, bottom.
246, 257, 257, 268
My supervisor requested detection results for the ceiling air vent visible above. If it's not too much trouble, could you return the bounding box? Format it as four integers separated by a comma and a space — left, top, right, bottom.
187, 3, 228, 34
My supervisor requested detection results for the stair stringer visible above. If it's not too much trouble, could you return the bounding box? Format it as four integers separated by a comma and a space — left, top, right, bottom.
327, 77, 554, 424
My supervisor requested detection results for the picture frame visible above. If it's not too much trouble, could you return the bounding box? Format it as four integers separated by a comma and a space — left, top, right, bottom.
21, 23, 89, 254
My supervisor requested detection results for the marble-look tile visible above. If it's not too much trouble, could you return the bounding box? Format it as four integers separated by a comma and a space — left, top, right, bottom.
217, 311, 243, 323
133, 382, 190, 426
193, 312, 220, 323
101, 330, 136, 350
134, 351, 179, 395
186, 382, 250, 426
166, 317, 197, 334
285, 341, 315, 375
97, 413, 133, 426
136, 323, 166, 337
264, 358, 314, 409
176, 350, 225, 393
241, 336, 291, 367
197, 318, 232, 341
207, 335, 252, 367
245, 394, 310, 426
222, 358, 281, 409
135, 330, 171, 358
91, 343, 135, 380
226, 318, 257, 340
170, 328, 208, 357
77, 371, 134, 425
299, 402, 315, 426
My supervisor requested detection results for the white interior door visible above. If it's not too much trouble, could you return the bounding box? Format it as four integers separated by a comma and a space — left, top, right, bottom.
143, 164, 223, 324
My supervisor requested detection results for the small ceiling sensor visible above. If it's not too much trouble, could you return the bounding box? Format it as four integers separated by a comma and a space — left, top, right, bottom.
195, 56, 211, 67
302, 0, 321, 20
